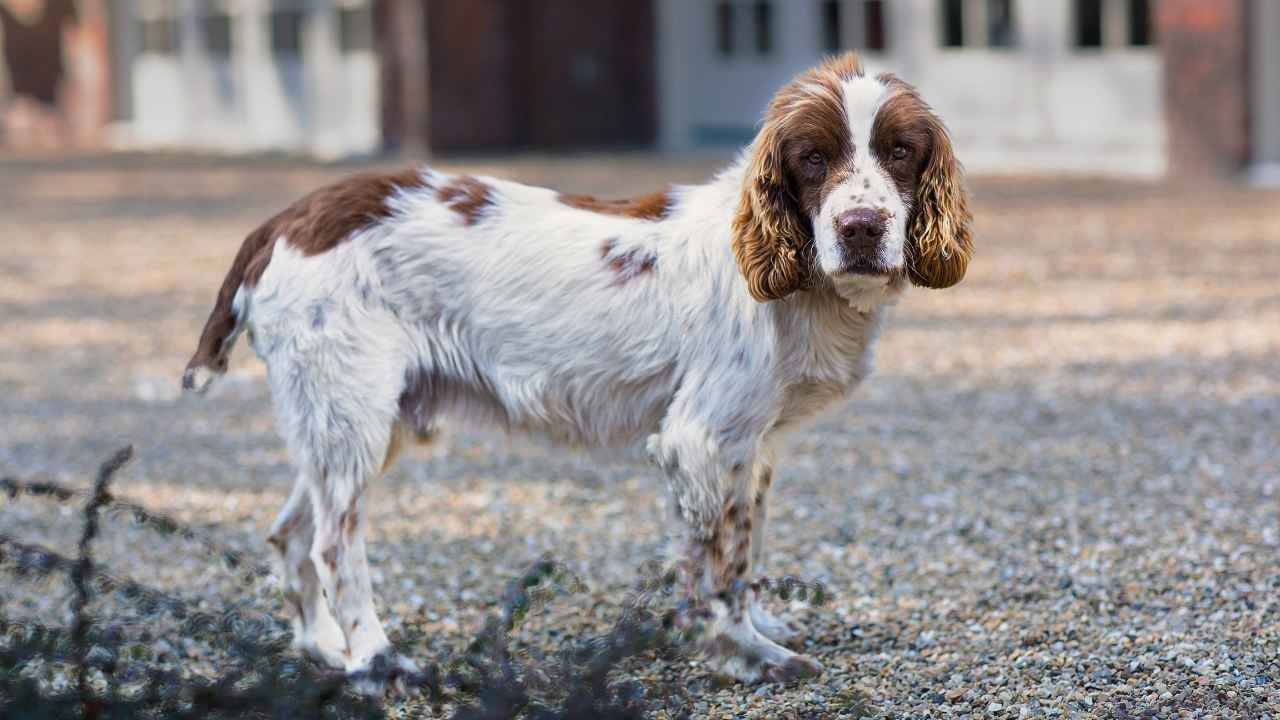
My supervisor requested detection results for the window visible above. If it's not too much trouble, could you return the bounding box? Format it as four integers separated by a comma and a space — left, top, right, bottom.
135, 1, 178, 55
139, 17, 177, 55
987, 0, 1016, 48
716, 1, 735, 56
864, 1, 886, 51
1075, 0, 1103, 47
822, 0, 841, 52
202, 12, 232, 58
941, 0, 965, 47
753, 1, 773, 54
1075, 0, 1154, 49
1128, 0, 1153, 46
822, 1, 888, 53
715, 1, 774, 57
338, 6, 374, 53
941, 0, 1018, 49
271, 9, 304, 56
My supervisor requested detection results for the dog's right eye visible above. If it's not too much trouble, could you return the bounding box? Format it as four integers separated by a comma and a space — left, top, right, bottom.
806, 151, 826, 167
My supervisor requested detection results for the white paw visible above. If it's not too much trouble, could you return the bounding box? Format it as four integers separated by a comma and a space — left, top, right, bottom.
292, 635, 349, 671
702, 611, 823, 684
750, 602, 806, 648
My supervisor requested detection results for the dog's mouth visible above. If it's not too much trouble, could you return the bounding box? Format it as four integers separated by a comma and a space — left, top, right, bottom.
836, 257, 897, 277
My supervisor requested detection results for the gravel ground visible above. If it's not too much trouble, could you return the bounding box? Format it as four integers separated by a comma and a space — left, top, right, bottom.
1, 152, 1278, 718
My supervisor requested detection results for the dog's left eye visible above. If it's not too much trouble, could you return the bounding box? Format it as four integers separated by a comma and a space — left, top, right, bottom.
891, 145, 911, 161
806, 151, 826, 167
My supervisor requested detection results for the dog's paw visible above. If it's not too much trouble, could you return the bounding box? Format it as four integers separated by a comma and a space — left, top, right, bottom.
345, 650, 423, 697
705, 636, 823, 684
702, 613, 823, 684
292, 635, 349, 671
749, 602, 806, 649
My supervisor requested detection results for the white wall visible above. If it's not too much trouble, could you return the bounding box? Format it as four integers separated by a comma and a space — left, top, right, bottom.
657, 0, 1168, 177
124, 0, 379, 158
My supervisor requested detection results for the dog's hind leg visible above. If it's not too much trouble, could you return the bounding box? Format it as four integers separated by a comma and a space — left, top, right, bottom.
293, 386, 403, 673
262, 306, 412, 673
268, 473, 346, 668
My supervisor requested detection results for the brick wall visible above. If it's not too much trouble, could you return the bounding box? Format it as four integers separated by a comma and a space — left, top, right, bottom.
1158, 0, 1250, 176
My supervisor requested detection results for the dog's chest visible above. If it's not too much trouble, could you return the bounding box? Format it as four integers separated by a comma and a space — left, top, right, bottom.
772, 301, 889, 430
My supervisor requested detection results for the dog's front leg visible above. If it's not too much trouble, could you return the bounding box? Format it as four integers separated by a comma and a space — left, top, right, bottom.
648, 424, 822, 683
744, 454, 806, 648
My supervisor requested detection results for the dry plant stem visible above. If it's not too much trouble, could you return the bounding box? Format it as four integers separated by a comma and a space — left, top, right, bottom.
71, 445, 133, 720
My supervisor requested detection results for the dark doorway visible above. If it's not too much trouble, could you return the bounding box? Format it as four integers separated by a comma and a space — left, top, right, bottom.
420, 0, 656, 152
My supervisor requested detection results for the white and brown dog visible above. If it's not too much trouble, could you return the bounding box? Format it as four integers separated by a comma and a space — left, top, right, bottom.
183, 53, 972, 683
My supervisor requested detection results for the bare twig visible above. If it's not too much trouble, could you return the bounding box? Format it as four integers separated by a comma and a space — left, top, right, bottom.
1, 474, 272, 579
71, 444, 133, 720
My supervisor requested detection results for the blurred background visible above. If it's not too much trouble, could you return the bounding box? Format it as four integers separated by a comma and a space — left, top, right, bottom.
0, 0, 1277, 181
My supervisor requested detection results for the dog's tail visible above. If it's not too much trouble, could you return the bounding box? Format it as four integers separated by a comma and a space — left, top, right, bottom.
181, 220, 277, 394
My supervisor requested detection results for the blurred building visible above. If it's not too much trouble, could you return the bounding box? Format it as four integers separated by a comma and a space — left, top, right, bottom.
0, 0, 110, 148
111, 0, 381, 157
1, 1, 1276, 180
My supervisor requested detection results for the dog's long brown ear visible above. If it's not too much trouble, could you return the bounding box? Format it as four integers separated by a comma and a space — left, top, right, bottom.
732, 123, 812, 302
906, 118, 973, 289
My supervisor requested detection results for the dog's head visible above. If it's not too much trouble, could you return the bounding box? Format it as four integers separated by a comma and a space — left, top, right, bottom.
732, 53, 973, 301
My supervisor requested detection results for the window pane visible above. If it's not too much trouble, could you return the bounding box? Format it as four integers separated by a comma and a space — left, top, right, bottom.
202, 13, 232, 57
822, 0, 841, 53
139, 17, 177, 54
716, 1, 734, 56
754, 1, 773, 54
865, 0, 887, 51
271, 9, 304, 55
339, 7, 373, 53
1075, 0, 1103, 48
941, 0, 964, 47
988, 0, 1015, 47
1128, 0, 1153, 46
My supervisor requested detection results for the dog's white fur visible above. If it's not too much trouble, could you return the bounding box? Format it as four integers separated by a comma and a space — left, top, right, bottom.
183, 54, 971, 683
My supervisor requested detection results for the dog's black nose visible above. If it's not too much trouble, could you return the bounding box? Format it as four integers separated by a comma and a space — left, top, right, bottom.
836, 208, 886, 250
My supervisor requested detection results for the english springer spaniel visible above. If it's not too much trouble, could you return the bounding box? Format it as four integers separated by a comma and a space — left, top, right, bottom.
183, 52, 973, 683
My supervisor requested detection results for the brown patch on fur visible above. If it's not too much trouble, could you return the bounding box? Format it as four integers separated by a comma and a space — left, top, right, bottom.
876, 73, 973, 289
341, 507, 358, 539
437, 175, 493, 225
755, 467, 774, 507
283, 167, 430, 256
704, 527, 725, 564
558, 189, 672, 221
322, 546, 338, 572
267, 515, 299, 553
733, 52, 865, 302
600, 238, 657, 285
183, 168, 429, 387
381, 429, 404, 475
